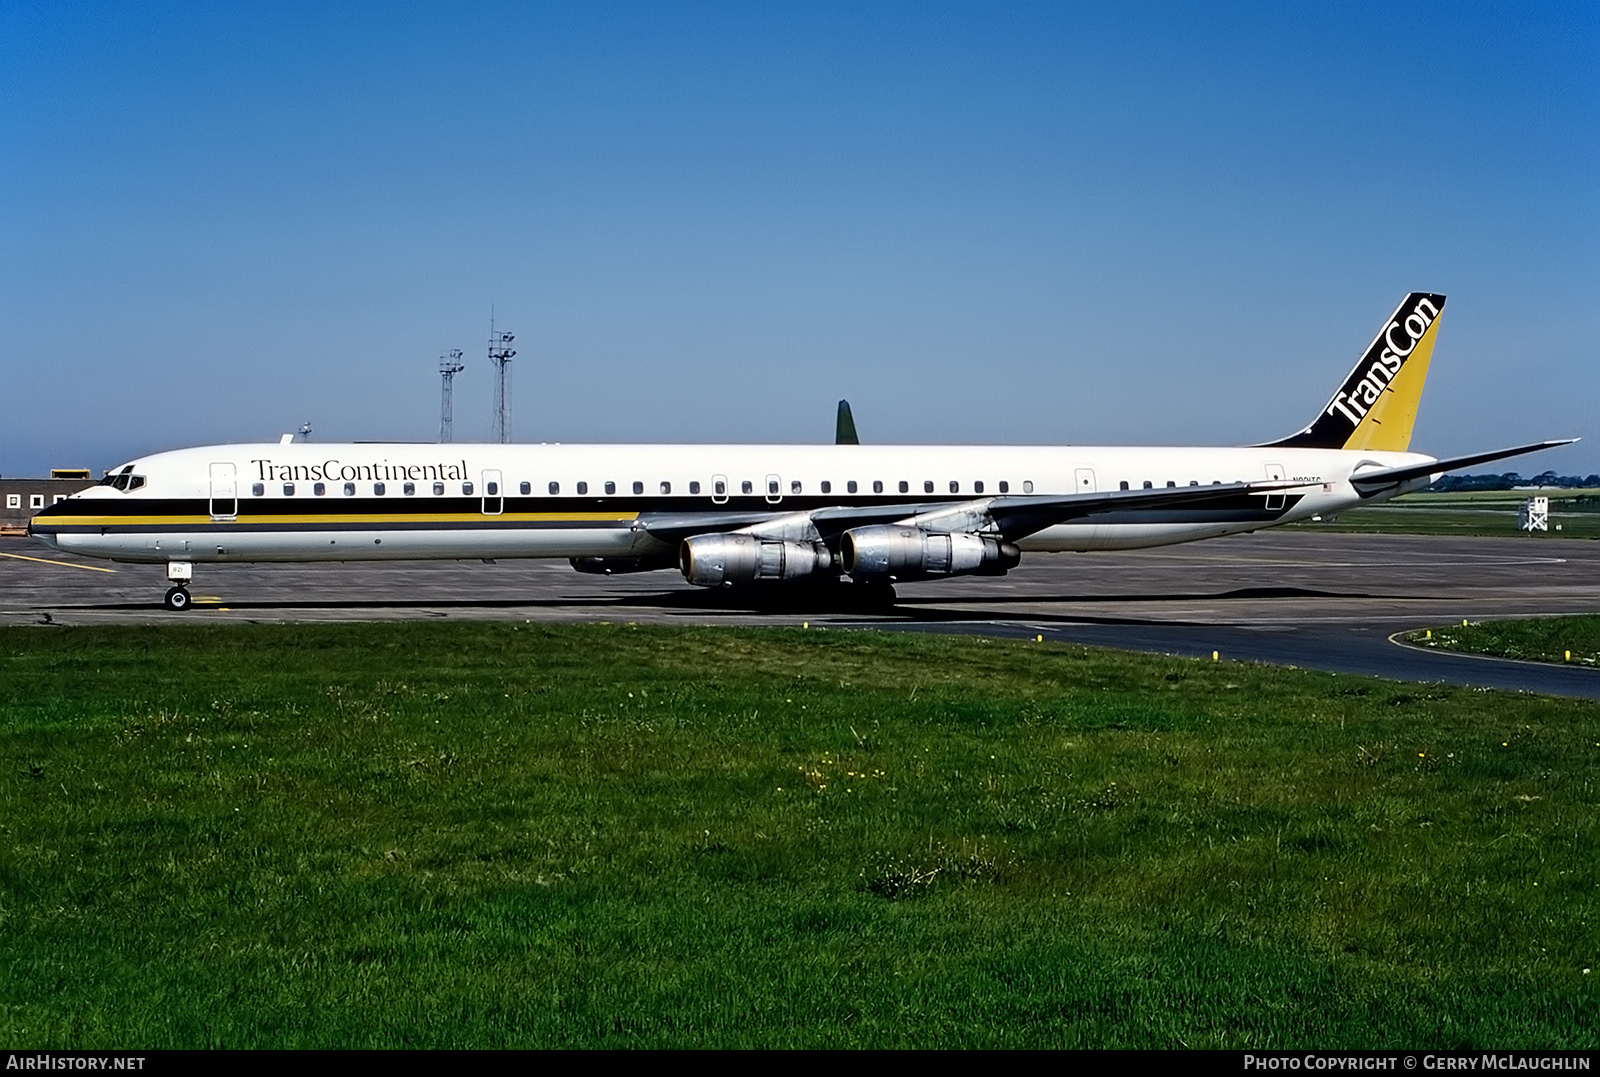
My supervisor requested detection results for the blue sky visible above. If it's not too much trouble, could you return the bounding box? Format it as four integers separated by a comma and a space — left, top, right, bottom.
3, 1, 1595, 476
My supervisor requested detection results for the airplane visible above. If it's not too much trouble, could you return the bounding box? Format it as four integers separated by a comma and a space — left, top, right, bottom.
29, 292, 1574, 612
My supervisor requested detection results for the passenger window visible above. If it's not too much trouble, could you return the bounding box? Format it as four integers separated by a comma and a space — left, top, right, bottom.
463, 482, 474, 495
1023, 481, 1034, 493
284, 483, 296, 496
433, 482, 445, 495
1120, 481, 1129, 490
343, 482, 356, 496
604, 481, 616, 495
872, 481, 883, 494
632, 481, 643, 495
714, 480, 725, 495
251, 483, 264, 497
974, 481, 984, 494
898, 481, 909, 493
374, 482, 386, 495
577, 481, 589, 495
548, 481, 559, 495
315, 482, 327, 496
742, 480, 753, 494
485, 481, 497, 495
1143, 481, 1153, 489
923, 480, 934, 493
1166, 481, 1176, 488
768, 479, 779, 495
660, 481, 671, 495
847, 480, 858, 494
998, 481, 1009, 494
403, 482, 415, 495
790, 480, 801, 494
520, 481, 531, 495
690, 481, 701, 495
1189, 480, 1199, 486
820, 480, 831, 494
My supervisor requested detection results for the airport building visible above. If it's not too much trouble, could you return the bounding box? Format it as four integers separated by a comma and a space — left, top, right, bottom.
0, 471, 97, 535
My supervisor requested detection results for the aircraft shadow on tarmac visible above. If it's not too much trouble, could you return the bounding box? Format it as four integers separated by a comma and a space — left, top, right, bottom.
55, 583, 1395, 625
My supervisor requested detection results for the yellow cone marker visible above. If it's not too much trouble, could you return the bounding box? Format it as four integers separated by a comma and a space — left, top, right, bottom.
1212, 651, 1219, 661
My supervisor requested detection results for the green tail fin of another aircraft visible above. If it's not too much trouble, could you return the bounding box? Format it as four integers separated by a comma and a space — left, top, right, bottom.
836, 400, 860, 445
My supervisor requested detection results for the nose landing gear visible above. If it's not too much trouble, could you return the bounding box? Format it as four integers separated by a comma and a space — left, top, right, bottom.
164, 561, 193, 612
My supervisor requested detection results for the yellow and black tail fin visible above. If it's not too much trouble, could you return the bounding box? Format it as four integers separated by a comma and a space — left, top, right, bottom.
1267, 292, 1446, 451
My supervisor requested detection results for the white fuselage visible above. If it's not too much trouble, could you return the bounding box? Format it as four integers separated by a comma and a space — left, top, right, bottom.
31, 441, 1432, 567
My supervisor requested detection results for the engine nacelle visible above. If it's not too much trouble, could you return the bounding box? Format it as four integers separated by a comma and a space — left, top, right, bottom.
841, 526, 1020, 582
680, 533, 834, 587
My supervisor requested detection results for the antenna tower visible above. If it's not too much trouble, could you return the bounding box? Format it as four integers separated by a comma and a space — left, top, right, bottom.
488, 316, 516, 443
438, 349, 465, 443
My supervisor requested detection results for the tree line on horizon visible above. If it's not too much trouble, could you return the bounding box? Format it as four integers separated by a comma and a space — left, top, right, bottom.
1429, 471, 1600, 492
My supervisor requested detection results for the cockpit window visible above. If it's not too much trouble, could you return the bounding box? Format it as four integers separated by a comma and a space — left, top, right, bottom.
98, 464, 144, 492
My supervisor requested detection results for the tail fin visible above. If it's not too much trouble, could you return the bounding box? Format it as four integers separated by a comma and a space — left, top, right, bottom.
1266, 292, 1446, 451
836, 400, 860, 445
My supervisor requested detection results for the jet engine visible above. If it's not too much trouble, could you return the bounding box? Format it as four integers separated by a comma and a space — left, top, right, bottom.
841, 526, 1020, 581
679, 533, 834, 587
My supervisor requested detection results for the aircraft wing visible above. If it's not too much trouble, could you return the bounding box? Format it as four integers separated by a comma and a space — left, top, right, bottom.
962, 482, 1296, 542
636, 480, 1302, 545
1348, 439, 1578, 496
636, 501, 952, 543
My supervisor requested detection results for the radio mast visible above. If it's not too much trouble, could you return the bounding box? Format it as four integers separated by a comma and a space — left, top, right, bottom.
438, 349, 465, 443
488, 315, 516, 443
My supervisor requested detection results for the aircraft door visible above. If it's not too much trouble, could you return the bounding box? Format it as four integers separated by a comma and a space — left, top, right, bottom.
209, 462, 237, 520
482, 469, 503, 515
1264, 463, 1285, 511
1075, 468, 1096, 494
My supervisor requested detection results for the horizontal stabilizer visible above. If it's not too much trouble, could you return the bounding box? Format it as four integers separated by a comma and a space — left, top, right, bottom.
1348, 439, 1579, 494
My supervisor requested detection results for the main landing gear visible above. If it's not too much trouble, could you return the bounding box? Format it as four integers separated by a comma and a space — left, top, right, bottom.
164, 561, 193, 612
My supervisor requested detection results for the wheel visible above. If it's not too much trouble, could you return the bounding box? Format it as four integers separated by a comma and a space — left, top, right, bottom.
164, 586, 191, 612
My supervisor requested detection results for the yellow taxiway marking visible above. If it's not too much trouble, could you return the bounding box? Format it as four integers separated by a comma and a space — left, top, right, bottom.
0, 551, 117, 573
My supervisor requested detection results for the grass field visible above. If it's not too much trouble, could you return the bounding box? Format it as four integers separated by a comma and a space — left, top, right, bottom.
1405, 615, 1600, 670
1288, 489, 1600, 539
2, 623, 1596, 1048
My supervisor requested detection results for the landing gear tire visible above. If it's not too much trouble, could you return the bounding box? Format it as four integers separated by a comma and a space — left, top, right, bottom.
164, 586, 191, 612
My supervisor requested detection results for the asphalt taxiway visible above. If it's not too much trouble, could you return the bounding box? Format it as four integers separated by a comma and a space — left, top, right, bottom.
3, 531, 1598, 698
